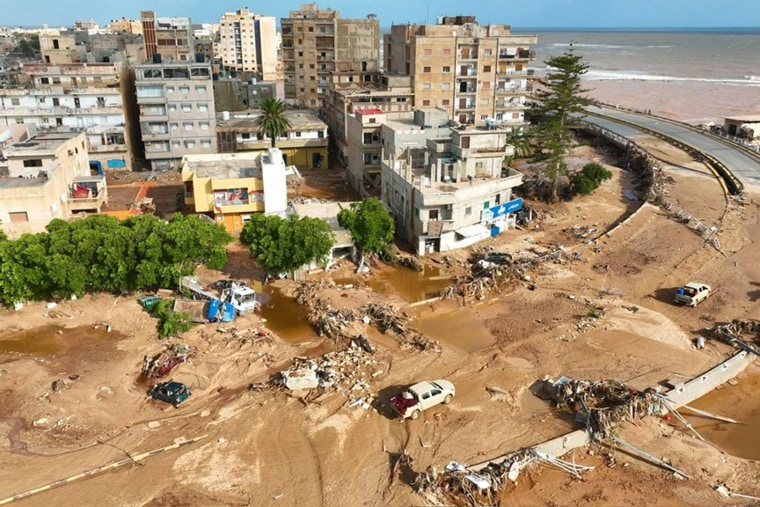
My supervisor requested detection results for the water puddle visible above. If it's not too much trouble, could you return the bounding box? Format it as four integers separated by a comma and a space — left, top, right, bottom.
369, 266, 451, 303
0, 326, 111, 355
257, 289, 317, 343
683, 371, 760, 461
414, 305, 496, 352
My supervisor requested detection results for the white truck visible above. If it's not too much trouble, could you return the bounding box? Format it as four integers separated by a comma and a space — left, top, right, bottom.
180, 276, 258, 315
674, 282, 712, 307
390, 380, 456, 420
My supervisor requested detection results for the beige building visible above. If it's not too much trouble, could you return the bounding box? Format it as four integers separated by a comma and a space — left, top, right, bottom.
39, 30, 144, 66
0, 130, 108, 238
217, 109, 327, 169
325, 73, 414, 168
109, 17, 143, 35
0, 62, 137, 172
281, 3, 380, 109
217, 8, 277, 81
140, 11, 195, 63
385, 17, 537, 128
135, 61, 217, 170
380, 109, 523, 255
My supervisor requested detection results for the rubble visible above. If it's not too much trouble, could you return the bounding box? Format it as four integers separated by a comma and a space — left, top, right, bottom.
142, 344, 193, 378
272, 341, 387, 405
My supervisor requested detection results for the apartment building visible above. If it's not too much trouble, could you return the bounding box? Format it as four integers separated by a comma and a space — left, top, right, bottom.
214, 77, 283, 111
109, 17, 143, 35
181, 148, 290, 232
0, 62, 135, 171
0, 130, 108, 238
325, 73, 414, 169
140, 11, 195, 63
217, 8, 277, 81
385, 16, 537, 129
380, 109, 523, 255
135, 61, 217, 170
39, 29, 144, 66
281, 3, 380, 109
217, 109, 327, 169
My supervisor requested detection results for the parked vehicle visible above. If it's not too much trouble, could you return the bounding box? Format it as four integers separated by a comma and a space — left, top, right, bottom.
674, 282, 712, 307
390, 380, 455, 420
149, 380, 191, 407
138, 295, 161, 311
180, 276, 258, 315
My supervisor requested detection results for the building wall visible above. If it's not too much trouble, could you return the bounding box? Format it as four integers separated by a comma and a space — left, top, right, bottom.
135, 62, 217, 170
218, 9, 278, 80
0, 132, 91, 238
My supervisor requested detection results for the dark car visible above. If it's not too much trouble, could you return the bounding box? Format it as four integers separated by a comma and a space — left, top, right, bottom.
149, 381, 191, 407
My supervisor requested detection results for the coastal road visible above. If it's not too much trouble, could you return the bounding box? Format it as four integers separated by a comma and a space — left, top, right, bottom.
583, 105, 760, 188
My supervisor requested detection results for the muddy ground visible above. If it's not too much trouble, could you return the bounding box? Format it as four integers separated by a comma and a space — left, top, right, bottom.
1, 138, 760, 507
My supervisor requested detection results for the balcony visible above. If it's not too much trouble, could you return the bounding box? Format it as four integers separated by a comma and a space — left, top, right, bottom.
68, 176, 108, 212
458, 67, 478, 77
498, 49, 535, 60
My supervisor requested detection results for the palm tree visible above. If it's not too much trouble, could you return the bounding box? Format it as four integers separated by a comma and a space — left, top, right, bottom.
255, 99, 292, 148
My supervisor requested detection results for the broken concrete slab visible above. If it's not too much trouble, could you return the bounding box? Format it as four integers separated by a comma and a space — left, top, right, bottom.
282, 369, 319, 390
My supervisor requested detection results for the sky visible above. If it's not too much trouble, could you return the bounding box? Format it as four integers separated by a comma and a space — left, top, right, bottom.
4, 0, 760, 29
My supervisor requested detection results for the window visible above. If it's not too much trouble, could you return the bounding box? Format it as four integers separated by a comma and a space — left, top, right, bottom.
476, 162, 484, 170
422, 100, 431, 106
483, 201, 490, 209
40, 77, 49, 84
181, 104, 192, 112
200, 122, 209, 130
172, 141, 181, 149
198, 104, 208, 112
23, 159, 43, 167
465, 206, 472, 216
170, 122, 178, 130
179, 86, 190, 94
442, 66, 450, 73
184, 140, 196, 148
168, 105, 177, 112
442, 99, 450, 106
183, 122, 193, 131
39, 97, 46, 103
295, 131, 302, 137
195, 85, 206, 93
422, 83, 431, 90
483, 65, 491, 72
423, 66, 431, 73
429, 210, 439, 220
482, 81, 491, 90
201, 140, 212, 148
484, 49, 493, 56
10, 98, 19, 106
443, 48, 451, 56
8, 212, 28, 223
424, 49, 432, 56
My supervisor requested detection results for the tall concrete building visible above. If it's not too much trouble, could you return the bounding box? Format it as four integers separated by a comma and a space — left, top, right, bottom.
281, 3, 380, 109
217, 8, 277, 81
135, 61, 217, 170
385, 17, 537, 129
140, 11, 195, 63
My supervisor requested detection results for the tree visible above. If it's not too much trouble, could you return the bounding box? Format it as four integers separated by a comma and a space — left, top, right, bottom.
530, 46, 591, 201
255, 99, 292, 148
571, 162, 612, 196
240, 214, 334, 274
337, 198, 395, 258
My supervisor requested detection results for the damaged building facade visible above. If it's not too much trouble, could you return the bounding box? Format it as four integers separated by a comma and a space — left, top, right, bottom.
380, 108, 523, 255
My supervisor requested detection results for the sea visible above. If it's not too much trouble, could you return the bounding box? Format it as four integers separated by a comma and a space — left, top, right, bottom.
512, 28, 760, 125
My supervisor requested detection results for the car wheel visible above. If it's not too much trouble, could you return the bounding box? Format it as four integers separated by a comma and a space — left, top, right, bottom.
443, 394, 453, 405
410, 410, 421, 420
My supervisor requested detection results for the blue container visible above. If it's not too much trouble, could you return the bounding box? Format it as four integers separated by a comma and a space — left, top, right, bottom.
490, 226, 500, 237
206, 299, 221, 322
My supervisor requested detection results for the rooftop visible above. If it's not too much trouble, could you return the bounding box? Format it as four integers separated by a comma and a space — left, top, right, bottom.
182, 153, 262, 179
216, 110, 326, 132
2, 131, 82, 157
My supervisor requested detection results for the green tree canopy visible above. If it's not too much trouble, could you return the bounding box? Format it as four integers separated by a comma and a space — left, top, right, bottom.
571, 162, 613, 196
529, 47, 591, 201
337, 198, 395, 257
240, 214, 334, 274
0, 214, 233, 306
255, 99, 292, 148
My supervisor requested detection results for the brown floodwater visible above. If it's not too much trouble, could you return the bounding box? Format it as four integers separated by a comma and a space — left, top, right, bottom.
0, 325, 112, 355
257, 289, 317, 343
683, 370, 760, 461
369, 266, 452, 303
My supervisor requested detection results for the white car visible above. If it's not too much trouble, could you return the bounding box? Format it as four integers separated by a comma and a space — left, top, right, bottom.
390, 380, 455, 420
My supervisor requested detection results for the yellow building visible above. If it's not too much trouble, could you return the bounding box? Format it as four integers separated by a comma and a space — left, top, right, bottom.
181, 149, 290, 232
216, 110, 328, 169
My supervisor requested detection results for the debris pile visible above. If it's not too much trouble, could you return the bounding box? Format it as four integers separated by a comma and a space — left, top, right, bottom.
362, 302, 439, 351
272, 341, 386, 406
441, 253, 530, 303
308, 302, 358, 339
142, 344, 193, 378
709, 319, 760, 354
